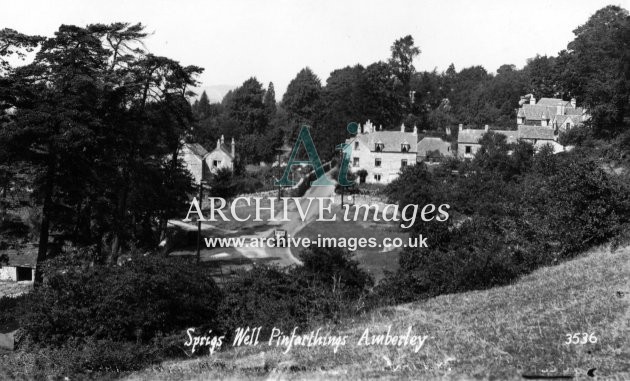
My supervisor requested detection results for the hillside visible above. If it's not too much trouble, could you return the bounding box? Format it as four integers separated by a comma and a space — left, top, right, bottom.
126, 244, 630, 380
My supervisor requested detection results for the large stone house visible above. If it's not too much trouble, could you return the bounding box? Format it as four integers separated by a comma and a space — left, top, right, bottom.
180, 135, 236, 184
347, 120, 418, 184
517, 95, 588, 131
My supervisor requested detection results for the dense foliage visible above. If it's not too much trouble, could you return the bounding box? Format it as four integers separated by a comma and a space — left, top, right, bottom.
379, 140, 630, 303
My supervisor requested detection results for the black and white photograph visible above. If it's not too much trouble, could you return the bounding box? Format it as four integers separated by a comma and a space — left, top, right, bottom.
0, 0, 629, 379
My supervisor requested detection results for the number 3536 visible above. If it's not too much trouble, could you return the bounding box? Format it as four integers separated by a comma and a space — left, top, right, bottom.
565, 333, 597, 344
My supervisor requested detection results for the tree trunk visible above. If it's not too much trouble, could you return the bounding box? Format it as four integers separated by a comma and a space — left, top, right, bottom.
35, 159, 55, 285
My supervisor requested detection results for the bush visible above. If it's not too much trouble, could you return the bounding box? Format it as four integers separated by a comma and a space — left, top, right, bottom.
379, 148, 630, 303
19, 254, 222, 345
218, 247, 373, 340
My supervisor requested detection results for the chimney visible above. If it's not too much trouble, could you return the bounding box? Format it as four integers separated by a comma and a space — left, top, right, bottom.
231, 137, 235, 157
570, 98, 576, 108
413, 125, 418, 135
216, 139, 220, 149
556, 105, 562, 115
365, 120, 373, 133
484, 124, 489, 132
445, 126, 452, 136
459, 123, 463, 132
220, 134, 224, 144
400, 123, 405, 133
530, 95, 536, 105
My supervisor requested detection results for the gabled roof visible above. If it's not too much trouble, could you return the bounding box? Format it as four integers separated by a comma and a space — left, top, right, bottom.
518, 125, 556, 140
417, 137, 452, 157
536, 98, 570, 107
519, 102, 586, 122
209, 144, 234, 159
349, 130, 418, 153
0, 246, 38, 267
183, 143, 208, 158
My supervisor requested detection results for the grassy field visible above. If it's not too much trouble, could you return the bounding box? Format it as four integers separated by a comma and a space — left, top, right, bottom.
125, 244, 630, 380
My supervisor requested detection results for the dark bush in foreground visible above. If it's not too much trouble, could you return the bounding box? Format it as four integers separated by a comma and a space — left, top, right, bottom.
19, 255, 222, 345
218, 247, 373, 340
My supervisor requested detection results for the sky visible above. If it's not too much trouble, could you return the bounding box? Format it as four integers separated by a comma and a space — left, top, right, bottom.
2, 0, 628, 101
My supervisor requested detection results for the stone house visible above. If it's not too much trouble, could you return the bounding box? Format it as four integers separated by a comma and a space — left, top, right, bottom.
347, 120, 418, 184
517, 95, 588, 131
179, 135, 236, 184
457, 123, 570, 158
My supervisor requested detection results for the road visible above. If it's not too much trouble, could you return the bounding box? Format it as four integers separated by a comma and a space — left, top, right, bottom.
170, 180, 337, 267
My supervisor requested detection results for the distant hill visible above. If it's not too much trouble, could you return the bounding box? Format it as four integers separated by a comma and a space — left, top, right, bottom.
191, 84, 236, 103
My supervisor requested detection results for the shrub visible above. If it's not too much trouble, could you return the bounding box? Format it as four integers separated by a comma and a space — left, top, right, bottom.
19, 254, 222, 345
379, 148, 630, 303
218, 248, 373, 340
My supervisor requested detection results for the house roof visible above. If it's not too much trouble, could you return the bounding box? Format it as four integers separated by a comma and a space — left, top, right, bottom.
184, 143, 209, 158
457, 126, 555, 145
495, 130, 519, 144
417, 137, 452, 158
457, 128, 487, 144
349, 130, 418, 153
536, 98, 570, 107
0, 246, 38, 267
519, 101, 586, 122
209, 143, 234, 159
518, 125, 556, 140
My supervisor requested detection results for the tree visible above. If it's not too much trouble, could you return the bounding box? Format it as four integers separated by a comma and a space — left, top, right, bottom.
389, 35, 421, 91
194, 91, 212, 119
224, 77, 267, 135
0, 23, 201, 277
556, 5, 630, 135
282, 67, 322, 126
263, 81, 277, 118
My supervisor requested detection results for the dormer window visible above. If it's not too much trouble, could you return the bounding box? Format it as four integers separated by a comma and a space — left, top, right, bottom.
375, 142, 384, 152
401, 141, 410, 152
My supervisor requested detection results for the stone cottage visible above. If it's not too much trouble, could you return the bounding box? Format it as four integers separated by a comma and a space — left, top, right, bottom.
347, 120, 418, 184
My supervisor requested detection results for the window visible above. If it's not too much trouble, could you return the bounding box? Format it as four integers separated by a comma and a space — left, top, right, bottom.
374, 174, 381, 181
465, 146, 471, 154
375, 143, 384, 152
213, 160, 220, 167
375, 158, 381, 167
401, 143, 410, 152
401, 159, 408, 168
353, 157, 359, 167
354, 141, 359, 150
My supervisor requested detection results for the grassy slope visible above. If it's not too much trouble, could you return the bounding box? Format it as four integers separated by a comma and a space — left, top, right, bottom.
127, 245, 630, 380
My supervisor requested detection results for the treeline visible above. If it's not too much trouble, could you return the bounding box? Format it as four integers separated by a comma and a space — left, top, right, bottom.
191, 5, 630, 163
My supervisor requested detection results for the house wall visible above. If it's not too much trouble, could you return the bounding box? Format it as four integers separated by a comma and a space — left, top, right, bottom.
205, 150, 233, 173
457, 143, 481, 159
351, 141, 416, 184
180, 147, 204, 184
0, 266, 17, 281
